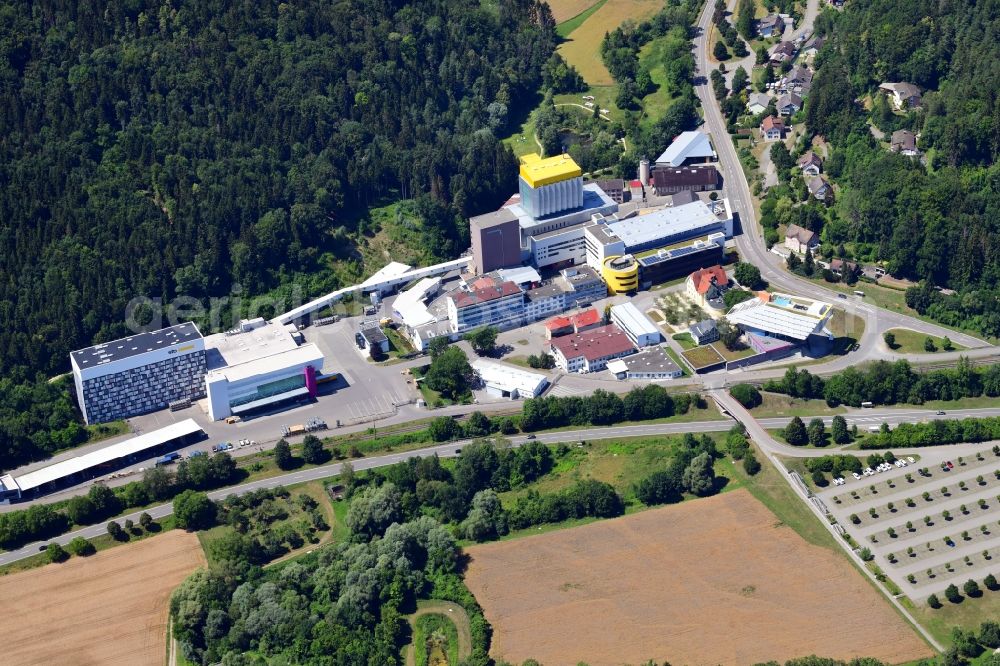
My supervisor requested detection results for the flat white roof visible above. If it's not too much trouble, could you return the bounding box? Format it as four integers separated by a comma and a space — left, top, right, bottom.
206, 343, 324, 384
393, 277, 441, 328
656, 131, 715, 167
205, 322, 300, 369
726, 293, 832, 340
497, 266, 542, 285
606, 359, 629, 374
472, 359, 548, 395
12, 419, 203, 492
610, 302, 659, 338
608, 201, 722, 250
360, 261, 412, 288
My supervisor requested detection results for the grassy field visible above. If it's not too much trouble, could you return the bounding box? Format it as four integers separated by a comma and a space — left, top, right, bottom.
672, 332, 696, 349
885, 328, 966, 354
636, 34, 683, 128
496, 433, 734, 508
750, 391, 846, 418
557, 0, 664, 85
555, 0, 607, 35
907, 589, 1000, 648
84, 420, 129, 444
715, 343, 757, 362
413, 612, 460, 666
682, 344, 725, 369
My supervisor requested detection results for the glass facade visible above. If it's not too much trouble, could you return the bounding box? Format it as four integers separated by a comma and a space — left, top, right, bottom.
229, 374, 306, 408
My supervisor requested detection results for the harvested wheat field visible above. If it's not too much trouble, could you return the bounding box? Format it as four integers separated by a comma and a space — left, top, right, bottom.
549, 0, 601, 24
557, 0, 664, 85
465, 489, 931, 666
0, 530, 205, 666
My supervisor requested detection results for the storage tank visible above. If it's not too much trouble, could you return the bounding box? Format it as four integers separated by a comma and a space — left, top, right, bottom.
639, 158, 650, 186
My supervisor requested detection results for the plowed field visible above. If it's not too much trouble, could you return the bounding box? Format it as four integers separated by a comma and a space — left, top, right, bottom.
1, 530, 205, 666
465, 489, 930, 665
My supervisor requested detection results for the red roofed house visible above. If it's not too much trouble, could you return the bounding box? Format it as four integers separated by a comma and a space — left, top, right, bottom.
685, 265, 730, 310
448, 279, 524, 333
549, 324, 636, 373
545, 315, 573, 339
761, 116, 786, 141
569, 308, 603, 333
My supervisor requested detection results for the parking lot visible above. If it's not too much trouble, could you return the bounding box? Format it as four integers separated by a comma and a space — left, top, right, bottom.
820, 446, 1000, 600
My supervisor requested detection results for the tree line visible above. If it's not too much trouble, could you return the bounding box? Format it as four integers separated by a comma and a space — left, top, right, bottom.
763, 360, 1000, 407
861, 417, 1000, 450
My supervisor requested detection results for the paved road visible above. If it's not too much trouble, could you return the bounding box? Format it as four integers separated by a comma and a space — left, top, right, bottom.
7, 404, 1000, 567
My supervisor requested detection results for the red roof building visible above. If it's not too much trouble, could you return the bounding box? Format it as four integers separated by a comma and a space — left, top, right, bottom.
549, 324, 635, 373
569, 308, 602, 332
689, 265, 729, 295
544, 315, 574, 339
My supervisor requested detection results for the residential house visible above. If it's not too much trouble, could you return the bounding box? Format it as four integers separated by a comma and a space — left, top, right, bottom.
797, 151, 822, 176
784, 223, 819, 254
801, 35, 824, 59
761, 116, 786, 141
890, 129, 919, 156
806, 176, 831, 201
776, 92, 802, 116
689, 319, 719, 346
650, 165, 720, 195
686, 265, 730, 310
758, 14, 784, 38
781, 66, 813, 95
829, 258, 858, 277
770, 41, 796, 63
879, 82, 922, 110
747, 92, 770, 115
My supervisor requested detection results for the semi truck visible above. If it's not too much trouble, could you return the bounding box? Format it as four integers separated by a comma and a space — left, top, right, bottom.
155, 452, 182, 466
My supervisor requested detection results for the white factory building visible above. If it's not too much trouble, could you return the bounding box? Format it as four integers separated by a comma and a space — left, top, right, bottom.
203, 318, 325, 421
472, 359, 549, 399
610, 302, 662, 347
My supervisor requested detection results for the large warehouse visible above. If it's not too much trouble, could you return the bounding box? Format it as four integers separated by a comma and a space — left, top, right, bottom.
203, 318, 325, 421
71, 323, 207, 424
0, 419, 204, 500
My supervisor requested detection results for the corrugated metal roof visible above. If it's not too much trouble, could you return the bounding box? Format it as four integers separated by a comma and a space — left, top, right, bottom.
12, 419, 203, 491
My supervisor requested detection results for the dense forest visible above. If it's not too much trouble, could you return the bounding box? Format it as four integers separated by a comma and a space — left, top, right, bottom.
0, 0, 555, 380
803, 0, 1000, 337
0, 0, 558, 468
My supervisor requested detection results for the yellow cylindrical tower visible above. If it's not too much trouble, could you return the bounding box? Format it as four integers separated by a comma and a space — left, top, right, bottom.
602, 255, 639, 294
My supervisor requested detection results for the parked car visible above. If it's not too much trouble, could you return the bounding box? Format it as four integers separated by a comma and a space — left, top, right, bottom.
526, 434, 536, 440
936, 410, 946, 415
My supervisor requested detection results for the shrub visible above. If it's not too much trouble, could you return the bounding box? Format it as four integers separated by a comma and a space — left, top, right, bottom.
46, 542, 68, 563
945, 584, 961, 603
67, 536, 95, 556
928, 593, 941, 608
729, 383, 761, 408
964, 579, 982, 598
859, 547, 873, 562
985, 573, 998, 590
106, 521, 126, 541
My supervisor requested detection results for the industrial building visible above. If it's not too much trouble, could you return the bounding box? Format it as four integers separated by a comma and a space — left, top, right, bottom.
472, 359, 549, 399
470, 208, 523, 275
0, 419, 204, 500
725, 292, 834, 354
447, 277, 525, 333
584, 199, 733, 291
650, 165, 720, 195
610, 302, 661, 347
467, 154, 618, 273
202, 318, 326, 421
518, 154, 583, 218
549, 324, 635, 373
655, 131, 717, 167
71, 323, 207, 425
607, 348, 683, 380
